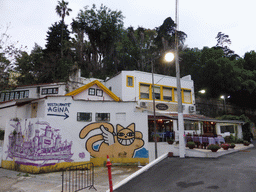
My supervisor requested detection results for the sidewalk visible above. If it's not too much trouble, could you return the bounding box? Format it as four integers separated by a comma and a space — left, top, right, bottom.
0, 166, 140, 192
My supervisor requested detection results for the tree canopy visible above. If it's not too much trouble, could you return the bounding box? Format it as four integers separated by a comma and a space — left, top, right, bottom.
2, 2, 256, 110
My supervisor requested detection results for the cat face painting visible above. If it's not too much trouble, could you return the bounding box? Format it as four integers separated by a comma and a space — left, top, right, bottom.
79, 123, 144, 158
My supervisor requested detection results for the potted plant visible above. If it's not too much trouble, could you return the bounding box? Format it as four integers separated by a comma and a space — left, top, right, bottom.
243, 140, 250, 146
207, 144, 221, 152
187, 141, 196, 149
230, 143, 236, 149
221, 143, 230, 150
167, 138, 174, 144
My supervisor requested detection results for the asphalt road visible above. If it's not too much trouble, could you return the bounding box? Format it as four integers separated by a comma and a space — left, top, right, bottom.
115, 140, 256, 192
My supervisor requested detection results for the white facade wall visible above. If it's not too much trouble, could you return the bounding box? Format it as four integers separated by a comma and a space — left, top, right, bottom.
2, 96, 149, 170
73, 84, 113, 101
105, 70, 195, 114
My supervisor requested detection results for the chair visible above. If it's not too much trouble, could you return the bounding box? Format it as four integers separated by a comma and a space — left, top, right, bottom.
208, 137, 215, 145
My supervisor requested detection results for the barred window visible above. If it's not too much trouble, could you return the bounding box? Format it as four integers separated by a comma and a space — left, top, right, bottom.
96, 113, 110, 121
77, 112, 92, 122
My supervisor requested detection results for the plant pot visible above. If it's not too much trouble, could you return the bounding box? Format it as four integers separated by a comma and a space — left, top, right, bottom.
222, 147, 229, 150
211, 149, 218, 152
244, 143, 250, 146
188, 146, 195, 149
167, 141, 174, 145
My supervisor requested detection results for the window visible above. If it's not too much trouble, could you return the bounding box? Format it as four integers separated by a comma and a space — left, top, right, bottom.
5, 92, 10, 101
183, 89, 192, 103
184, 121, 197, 130
140, 83, 150, 99
0, 93, 4, 102
10, 92, 14, 100
15, 92, 19, 100
24, 90, 29, 98
174, 88, 178, 102
96, 113, 110, 121
127, 76, 134, 87
19, 91, 24, 99
88, 88, 95, 95
163, 87, 172, 101
77, 112, 92, 121
220, 125, 235, 133
116, 112, 126, 121
96, 89, 103, 97
42, 88, 59, 95
152, 85, 161, 100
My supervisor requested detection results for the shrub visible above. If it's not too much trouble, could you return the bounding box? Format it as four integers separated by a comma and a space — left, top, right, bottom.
187, 141, 195, 149
207, 144, 221, 150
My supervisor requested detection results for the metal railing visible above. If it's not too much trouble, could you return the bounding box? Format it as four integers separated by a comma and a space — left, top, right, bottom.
62, 163, 97, 192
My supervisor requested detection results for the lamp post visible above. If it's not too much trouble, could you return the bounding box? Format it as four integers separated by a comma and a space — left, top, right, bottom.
220, 95, 230, 114
166, 0, 185, 158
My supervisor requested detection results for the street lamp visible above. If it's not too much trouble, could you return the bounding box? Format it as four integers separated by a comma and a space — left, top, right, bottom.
220, 95, 230, 114
165, 0, 185, 158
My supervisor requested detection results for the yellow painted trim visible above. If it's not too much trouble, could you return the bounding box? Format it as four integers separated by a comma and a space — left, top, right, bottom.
90, 157, 149, 167
1, 160, 91, 174
139, 82, 193, 104
126, 75, 134, 87
65, 80, 121, 101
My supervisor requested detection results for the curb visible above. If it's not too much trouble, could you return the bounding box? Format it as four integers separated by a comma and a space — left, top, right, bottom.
106, 153, 168, 192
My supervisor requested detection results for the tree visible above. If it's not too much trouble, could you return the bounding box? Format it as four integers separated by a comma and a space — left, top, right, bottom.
72, 4, 124, 78
55, 0, 72, 58
215, 32, 239, 59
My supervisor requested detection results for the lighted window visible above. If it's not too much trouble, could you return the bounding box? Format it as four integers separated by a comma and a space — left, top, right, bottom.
42, 88, 58, 95
96, 113, 110, 121
183, 89, 192, 103
77, 112, 92, 121
127, 76, 134, 87
15, 92, 19, 100
163, 87, 172, 101
140, 83, 150, 99
0, 93, 4, 102
88, 88, 95, 95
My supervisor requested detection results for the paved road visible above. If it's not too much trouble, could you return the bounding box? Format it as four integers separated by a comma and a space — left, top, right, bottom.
115, 140, 256, 192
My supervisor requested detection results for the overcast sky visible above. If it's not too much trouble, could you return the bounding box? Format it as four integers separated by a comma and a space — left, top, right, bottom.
1, 0, 255, 57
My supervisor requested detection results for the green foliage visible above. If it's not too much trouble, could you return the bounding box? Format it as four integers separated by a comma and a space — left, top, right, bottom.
207, 144, 221, 150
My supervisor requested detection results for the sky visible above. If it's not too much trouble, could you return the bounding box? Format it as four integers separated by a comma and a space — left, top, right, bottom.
1, 0, 256, 57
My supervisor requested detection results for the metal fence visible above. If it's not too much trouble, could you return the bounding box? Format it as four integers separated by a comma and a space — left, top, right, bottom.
62, 163, 97, 192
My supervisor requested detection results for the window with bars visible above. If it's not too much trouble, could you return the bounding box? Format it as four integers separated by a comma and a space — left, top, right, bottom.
77, 112, 92, 122
95, 113, 110, 121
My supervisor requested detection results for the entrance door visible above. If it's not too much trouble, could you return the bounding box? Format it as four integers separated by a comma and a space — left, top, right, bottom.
203, 121, 216, 136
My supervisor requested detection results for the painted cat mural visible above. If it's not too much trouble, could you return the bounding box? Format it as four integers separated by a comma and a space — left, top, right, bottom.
79, 123, 144, 158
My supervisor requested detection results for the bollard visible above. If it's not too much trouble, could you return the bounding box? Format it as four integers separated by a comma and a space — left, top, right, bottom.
106, 155, 113, 192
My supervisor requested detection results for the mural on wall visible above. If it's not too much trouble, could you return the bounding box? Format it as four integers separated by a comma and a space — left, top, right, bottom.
47, 103, 71, 120
79, 122, 146, 158
5, 119, 73, 167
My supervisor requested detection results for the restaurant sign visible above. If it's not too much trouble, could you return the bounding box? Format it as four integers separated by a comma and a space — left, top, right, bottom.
156, 103, 169, 110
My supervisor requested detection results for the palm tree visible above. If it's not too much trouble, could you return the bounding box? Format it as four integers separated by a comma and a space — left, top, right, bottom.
55, 0, 72, 57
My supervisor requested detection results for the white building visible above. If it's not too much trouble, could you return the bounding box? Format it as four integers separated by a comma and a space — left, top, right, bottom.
0, 71, 244, 172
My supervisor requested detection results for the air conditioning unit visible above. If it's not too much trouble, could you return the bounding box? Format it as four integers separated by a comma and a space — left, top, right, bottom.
189, 105, 196, 113
140, 102, 147, 108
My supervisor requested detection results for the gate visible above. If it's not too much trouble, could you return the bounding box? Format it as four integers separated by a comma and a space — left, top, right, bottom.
62, 163, 97, 192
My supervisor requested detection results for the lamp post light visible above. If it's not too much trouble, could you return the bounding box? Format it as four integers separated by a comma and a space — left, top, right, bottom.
220, 95, 230, 114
